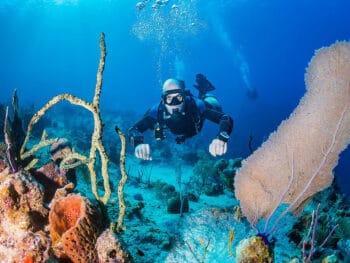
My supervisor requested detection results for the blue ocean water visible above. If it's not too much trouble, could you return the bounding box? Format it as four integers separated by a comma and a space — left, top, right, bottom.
1, 1, 350, 262
1, 0, 350, 195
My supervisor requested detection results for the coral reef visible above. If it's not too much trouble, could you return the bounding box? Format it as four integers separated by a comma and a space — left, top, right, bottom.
288, 183, 350, 261
0, 167, 131, 262
0, 169, 48, 230
0, 33, 132, 262
2, 25, 348, 263
0, 168, 52, 261
191, 150, 221, 196
216, 157, 242, 192
190, 153, 242, 197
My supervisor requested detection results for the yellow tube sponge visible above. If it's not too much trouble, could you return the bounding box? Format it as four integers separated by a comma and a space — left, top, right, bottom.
234, 41, 350, 226
20, 33, 111, 205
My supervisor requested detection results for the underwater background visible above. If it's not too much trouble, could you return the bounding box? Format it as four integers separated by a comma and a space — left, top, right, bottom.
1, 0, 350, 262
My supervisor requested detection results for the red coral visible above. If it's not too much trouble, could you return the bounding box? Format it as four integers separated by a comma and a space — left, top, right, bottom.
49, 193, 101, 262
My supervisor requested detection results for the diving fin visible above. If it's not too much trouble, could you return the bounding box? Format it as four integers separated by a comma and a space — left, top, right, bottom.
193, 73, 216, 95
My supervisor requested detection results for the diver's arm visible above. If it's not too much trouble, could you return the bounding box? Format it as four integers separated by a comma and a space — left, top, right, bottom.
128, 115, 156, 147
128, 118, 154, 161
203, 109, 234, 141
128, 108, 158, 161
128, 126, 145, 148
204, 108, 233, 157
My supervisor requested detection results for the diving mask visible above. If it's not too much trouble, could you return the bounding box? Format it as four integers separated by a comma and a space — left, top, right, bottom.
163, 89, 185, 106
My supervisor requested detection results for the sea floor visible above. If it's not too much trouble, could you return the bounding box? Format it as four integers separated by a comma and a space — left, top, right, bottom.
41, 106, 350, 263
74, 155, 350, 263
2, 103, 348, 262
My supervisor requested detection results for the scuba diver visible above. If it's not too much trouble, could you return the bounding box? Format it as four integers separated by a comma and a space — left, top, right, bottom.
128, 74, 234, 160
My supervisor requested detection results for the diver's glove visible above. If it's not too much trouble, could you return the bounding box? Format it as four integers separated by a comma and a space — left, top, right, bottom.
135, 144, 152, 161
209, 139, 227, 157
193, 73, 216, 94
209, 132, 229, 157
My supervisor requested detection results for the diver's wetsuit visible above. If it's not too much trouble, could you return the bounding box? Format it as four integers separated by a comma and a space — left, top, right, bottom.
128, 95, 233, 147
